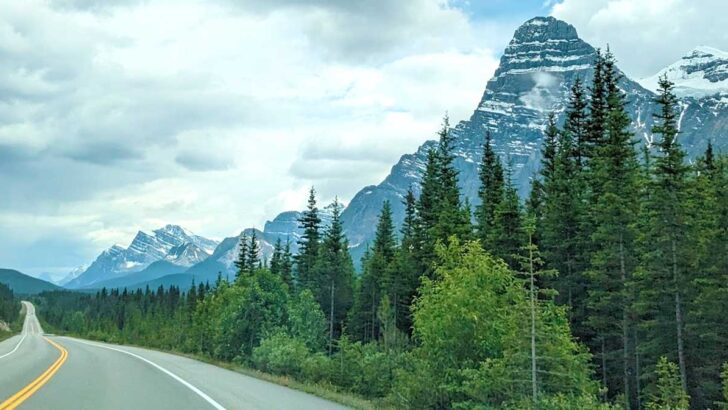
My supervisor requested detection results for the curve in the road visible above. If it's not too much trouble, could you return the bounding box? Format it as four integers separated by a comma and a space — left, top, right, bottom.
67, 338, 226, 410
0, 334, 26, 360
0, 302, 68, 410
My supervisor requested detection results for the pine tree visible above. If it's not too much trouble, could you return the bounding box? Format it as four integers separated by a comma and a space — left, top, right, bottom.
585, 49, 607, 163
645, 357, 690, 410
270, 238, 283, 277
690, 147, 728, 406
246, 231, 260, 273
541, 104, 588, 342
414, 148, 440, 275
433, 115, 472, 243
393, 188, 421, 334
635, 75, 693, 401
585, 50, 641, 406
314, 198, 355, 354
296, 187, 322, 291
350, 201, 397, 342
235, 234, 249, 278
490, 165, 525, 269
565, 77, 589, 167
280, 238, 294, 289
476, 131, 505, 251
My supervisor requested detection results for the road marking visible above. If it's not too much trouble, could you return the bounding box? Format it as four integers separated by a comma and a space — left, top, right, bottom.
0, 337, 68, 410
0, 333, 27, 360
65, 338, 227, 410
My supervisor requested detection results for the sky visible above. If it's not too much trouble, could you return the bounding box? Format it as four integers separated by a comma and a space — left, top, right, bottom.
1, 0, 728, 278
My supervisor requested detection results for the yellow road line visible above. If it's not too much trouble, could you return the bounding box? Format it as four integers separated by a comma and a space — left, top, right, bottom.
0, 337, 68, 410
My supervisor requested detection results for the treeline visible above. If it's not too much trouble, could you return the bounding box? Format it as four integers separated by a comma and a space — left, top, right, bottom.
0, 283, 21, 338
36, 49, 728, 409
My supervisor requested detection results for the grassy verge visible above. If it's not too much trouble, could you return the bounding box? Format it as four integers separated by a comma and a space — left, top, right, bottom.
43, 329, 382, 409
0, 303, 26, 343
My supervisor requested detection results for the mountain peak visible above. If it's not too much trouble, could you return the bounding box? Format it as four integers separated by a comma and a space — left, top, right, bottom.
639, 45, 728, 97
512, 16, 579, 44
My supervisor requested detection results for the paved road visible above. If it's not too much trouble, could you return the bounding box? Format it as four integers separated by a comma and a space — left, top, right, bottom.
0, 302, 348, 410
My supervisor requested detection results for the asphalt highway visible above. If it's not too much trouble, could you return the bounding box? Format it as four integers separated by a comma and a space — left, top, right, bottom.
0, 302, 348, 410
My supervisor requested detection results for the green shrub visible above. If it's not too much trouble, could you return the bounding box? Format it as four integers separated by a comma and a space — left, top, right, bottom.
252, 332, 310, 377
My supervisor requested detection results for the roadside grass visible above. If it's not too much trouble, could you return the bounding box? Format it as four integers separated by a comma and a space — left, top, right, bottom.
0, 303, 26, 342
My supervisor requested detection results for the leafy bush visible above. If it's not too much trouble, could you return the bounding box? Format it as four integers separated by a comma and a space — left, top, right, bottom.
252, 332, 310, 377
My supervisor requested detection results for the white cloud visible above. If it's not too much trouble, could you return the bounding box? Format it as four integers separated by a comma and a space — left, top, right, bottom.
0, 0, 502, 274
550, 0, 728, 78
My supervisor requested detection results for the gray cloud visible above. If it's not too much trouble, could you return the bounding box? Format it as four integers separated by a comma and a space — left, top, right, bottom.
551, 0, 728, 78
175, 150, 234, 172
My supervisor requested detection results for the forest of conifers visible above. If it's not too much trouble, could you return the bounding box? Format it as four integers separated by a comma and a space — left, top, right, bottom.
34, 50, 728, 409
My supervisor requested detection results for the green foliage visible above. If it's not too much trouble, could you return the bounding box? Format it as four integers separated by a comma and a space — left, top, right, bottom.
721, 362, 728, 409
296, 187, 322, 291
645, 357, 689, 410
253, 331, 310, 377
287, 289, 327, 352
476, 131, 505, 250
395, 239, 598, 408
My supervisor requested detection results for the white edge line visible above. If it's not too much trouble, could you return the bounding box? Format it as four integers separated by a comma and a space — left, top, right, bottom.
62, 337, 226, 410
0, 333, 27, 360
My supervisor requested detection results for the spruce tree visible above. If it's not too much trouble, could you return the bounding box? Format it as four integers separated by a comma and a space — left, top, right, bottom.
246, 231, 260, 273
414, 148, 440, 275
490, 165, 525, 269
433, 115, 472, 243
314, 198, 355, 354
296, 187, 322, 291
565, 77, 589, 167
235, 234, 249, 278
635, 75, 693, 401
350, 201, 397, 342
393, 188, 421, 334
585, 50, 641, 406
476, 131, 505, 251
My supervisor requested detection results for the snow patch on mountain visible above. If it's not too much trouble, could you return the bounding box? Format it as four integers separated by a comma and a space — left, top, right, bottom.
639, 46, 728, 98
66, 225, 218, 288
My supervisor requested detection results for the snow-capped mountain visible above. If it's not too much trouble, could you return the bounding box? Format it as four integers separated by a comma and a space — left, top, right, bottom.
66, 225, 219, 289
639, 46, 728, 98
266, 16, 728, 264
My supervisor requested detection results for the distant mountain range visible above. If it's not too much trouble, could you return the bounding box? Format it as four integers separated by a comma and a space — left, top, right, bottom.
29, 16, 728, 291
0, 269, 61, 295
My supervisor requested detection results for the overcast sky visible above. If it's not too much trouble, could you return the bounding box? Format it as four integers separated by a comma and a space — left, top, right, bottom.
2, 0, 728, 277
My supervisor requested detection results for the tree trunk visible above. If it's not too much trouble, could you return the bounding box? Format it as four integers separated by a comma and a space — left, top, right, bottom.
672, 237, 688, 391
329, 279, 335, 355
530, 237, 538, 405
620, 235, 631, 409
634, 328, 642, 410
602, 338, 608, 401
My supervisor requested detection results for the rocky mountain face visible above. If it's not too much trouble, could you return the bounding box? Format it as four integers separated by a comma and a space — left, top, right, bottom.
332, 16, 728, 259
67, 225, 218, 289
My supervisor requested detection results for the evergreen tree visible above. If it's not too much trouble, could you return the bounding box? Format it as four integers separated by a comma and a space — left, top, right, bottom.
414, 148, 440, 274
296, 187, 322, 291
635, 75, 694, 402
433, 115, 472, 243
270, 237, 293, 288
270, 238, 283, 277
234, 234, 249, 278
645, 357, 690, 410
490, 165, 525, 269
350, 201, 397, 342
565, 77, 589, 167
476, 131, 505, 251
585, 50, 641, 406
314, 198, 355, 354
246, 231, 260, 273
393, 188, 421, 335
541, 106, 588, 341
